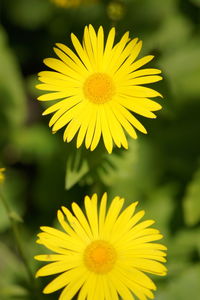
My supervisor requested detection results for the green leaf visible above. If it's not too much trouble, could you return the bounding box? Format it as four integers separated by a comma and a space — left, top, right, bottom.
8, 211, 23, 223
65, 149, 89, 190
13, 124, 59, 163
157, 264, 200, 300
0, 27, 27, 129
168, 228, 200, 264
190, 0, 200, 6
0, 242, 26, 284
108, 138, 168, 201
0, 285, 29, 298
6, 0, 52, 29
0, 171, 26, 232
143, 183, 177, 237
65, 142, 127, 190
159, 37, 200, 102
0, 197, 10, 232
99, 139, 138, 188
183, 167, 200, 226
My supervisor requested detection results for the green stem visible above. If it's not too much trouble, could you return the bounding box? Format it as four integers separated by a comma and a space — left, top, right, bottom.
0, 187, 42, 299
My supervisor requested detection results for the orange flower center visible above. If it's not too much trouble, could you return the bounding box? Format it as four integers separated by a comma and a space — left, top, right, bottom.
83, 73, 115, 104
84, 240, 117, 273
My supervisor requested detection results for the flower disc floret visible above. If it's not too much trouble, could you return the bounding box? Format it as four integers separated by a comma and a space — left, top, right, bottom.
84, 240, 117, 273
83, 73, 115, 104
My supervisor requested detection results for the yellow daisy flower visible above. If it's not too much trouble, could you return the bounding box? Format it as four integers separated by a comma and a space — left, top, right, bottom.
51, 0, 95, 8
51, 0, 79, 8
0, 168, 5, 184
36, 25, 163, 153
35, 193, 167, 300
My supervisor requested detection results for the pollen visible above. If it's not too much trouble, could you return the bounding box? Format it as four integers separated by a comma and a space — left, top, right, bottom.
83, 73, 115, 104
84, 240, 117, 274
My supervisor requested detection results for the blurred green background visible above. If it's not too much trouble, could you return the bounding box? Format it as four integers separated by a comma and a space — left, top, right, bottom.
0, 0, 200, 299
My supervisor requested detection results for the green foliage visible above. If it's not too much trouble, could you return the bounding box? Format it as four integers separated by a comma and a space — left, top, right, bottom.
66, 148, 90, 189
183, 167, 200, 226
0, 0, 200, 298
0, 242, 28, 299
65, 144, 126, 189
157, 264, 200, 300
0, 27, 27, 130
6, 0, 52, 30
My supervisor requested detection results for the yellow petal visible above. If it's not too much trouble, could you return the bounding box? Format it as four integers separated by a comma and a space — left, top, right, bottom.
97, 26, 104, 70
119, 85, 162, 98
71, 202, 93, 239
120, 98, 157, 118
111, 101, 144, 136
128, 68, 161, 79
106, 31, 130, 74
84, 195, 99, 239
58, 272, 89, 300
42, 98, 79, 116
56, 42, 89, 73
71, 33, 92, 71
82, 26, 96, 71
101, 197, 124, 239
61, 206, 91, 241
37, 92, 70, 101
109, 272, 135, 300
111, 39, 141, 76
76, 103, 94, 148
130, 55, 154, 72
53, 47, 87, 76
106, 104, 128, 149
98, 193, 107, 237
85, 105, 98, 149
99, 105, 113, 153
127, 75, 163, 85
102, 27, 116, 69
88, 24, 98, 69
90, 109, 102, 151
34, 254, 65, 262
51, 101, 85, 131
36, 258, 80, 277
130, 258, 167, 275
38, 71, 79, 84
44, 58, 82, 80
43, 268, 87, 294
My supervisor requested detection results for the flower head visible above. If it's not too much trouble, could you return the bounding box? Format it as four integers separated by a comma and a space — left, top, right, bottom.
37, 25, 162, 153
35, 193, 167, 300
37, 25, 163, 153
0, 168, 5, 184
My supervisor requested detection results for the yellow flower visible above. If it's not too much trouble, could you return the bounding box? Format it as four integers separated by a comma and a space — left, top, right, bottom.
35, 193, 167, 300
36, 25, 163, 153
0, 168, 5, 184
51, 0, 96, 8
